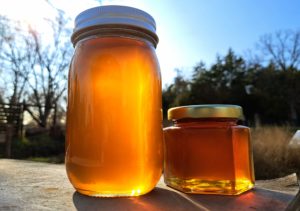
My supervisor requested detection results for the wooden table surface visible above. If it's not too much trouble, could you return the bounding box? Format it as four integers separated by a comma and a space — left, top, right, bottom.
0, 159, 297, 211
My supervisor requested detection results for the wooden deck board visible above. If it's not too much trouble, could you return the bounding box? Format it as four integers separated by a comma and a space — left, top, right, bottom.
0, 159, 297, 210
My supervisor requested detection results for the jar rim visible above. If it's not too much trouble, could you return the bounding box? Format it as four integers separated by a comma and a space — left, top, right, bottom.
71, 6, 158, 47
167, 104, 244, 120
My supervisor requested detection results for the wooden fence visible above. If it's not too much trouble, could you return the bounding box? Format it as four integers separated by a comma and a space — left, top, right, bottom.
0, 103, 24, 158
0, 102, 60, 157
0, 103, 24, 135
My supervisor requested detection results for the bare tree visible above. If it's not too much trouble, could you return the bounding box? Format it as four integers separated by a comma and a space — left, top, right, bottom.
0, 8, 72, 128
258, 30, 300, 71
24, 10, 72, 127
258, 30, 300, 124
0, 16, 31, 105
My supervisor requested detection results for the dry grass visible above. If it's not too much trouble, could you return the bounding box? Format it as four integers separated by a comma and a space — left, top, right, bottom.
251, 126, 300, 179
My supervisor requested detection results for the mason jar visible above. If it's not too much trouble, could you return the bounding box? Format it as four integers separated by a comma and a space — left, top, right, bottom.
66, 6, 163, 197
164, 104, 255, 195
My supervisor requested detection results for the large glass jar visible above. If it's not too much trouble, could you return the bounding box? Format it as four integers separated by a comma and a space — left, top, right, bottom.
164, 105, 255, 195
66, 6, 163, 197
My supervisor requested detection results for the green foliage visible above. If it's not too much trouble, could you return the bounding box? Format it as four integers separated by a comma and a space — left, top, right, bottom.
7, 134, 65, 161
162, 69, 190, 119
163, 49, 300, 126
189, 49, 248, 104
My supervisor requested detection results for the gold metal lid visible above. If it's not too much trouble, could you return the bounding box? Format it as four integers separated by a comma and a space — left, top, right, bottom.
168, 104, 244, 120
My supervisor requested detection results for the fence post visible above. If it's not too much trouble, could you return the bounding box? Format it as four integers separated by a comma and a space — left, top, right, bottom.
5, 124, 13, 158
53, 103, 57, 127
19, 102, 25, 137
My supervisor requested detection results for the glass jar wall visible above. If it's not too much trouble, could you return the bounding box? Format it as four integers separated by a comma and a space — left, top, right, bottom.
66, 6, 163, 197
164, 105, 255, 195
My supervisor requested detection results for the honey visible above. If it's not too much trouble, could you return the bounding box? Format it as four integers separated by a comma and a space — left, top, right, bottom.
66, 6, 163, 197
164, 105, 255, 195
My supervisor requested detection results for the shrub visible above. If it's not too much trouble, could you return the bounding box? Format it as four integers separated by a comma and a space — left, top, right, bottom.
251, 126, 296, 179
9, 132, 65, 162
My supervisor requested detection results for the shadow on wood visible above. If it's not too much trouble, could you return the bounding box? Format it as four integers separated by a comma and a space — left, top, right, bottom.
73, 187, 295, 211
286, 190, 300, 211
73, 187, 206, 211
186, 188, 293, 211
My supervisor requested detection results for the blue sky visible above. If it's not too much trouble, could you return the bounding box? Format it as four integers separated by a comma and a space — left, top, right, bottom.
1, 0, 300, 86
149, 0, 300, 85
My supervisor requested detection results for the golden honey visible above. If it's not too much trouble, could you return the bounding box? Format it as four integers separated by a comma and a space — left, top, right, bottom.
66, 6, 163, 197
164, 105, 255, 195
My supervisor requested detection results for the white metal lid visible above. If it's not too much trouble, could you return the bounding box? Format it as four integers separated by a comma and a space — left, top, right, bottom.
73, 5, 157, 36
